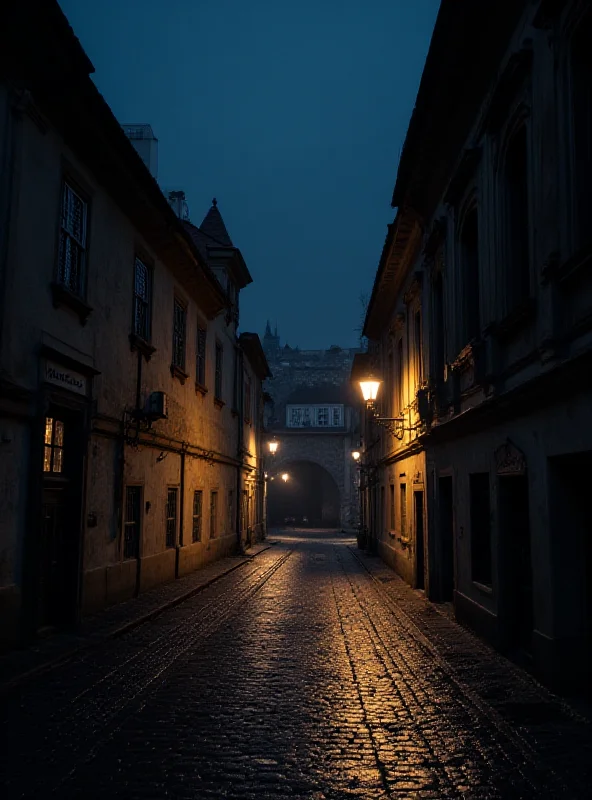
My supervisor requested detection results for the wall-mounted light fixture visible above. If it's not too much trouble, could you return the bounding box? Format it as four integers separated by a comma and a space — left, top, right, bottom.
352, 450, 361, 461
281, 473, 289, 483
357, 373, 418, 441
268, 438, 279, 455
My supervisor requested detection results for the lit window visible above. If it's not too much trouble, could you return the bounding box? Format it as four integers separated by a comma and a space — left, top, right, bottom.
44, 418, 64, 474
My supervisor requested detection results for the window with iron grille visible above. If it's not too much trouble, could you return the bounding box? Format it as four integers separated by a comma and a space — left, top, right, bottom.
244, 373, 252, 421
133, 257, 151, 341
58, 181, 88, 297
215, 342, 223, 400
210, 491, 218, 538
192, 490, 203, 542
196, 326, 207, 386
124, 486, 141, 559
43, 417, 65, 474
172, 299, 187, 370
400, 483, 407, 536
165, 488, 178, 548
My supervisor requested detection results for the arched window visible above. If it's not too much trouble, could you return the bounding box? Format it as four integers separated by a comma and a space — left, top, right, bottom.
460, 207, 480, 343
571, 12, 592, 248
504, 125, 530, 307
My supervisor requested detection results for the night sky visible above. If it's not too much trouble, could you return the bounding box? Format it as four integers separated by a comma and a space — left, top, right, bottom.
58, 0, 439, 350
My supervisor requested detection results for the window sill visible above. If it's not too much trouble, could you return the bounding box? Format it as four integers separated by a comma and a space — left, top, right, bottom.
129, 333, 156, 361
170, 364, 189, 385
214, 397, 225, 409
195, 381, 208, 397
472, 580, 493, 596
50, 282, 93, 325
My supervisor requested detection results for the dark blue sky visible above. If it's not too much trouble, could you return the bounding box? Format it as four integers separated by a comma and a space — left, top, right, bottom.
58, 0, 439, 349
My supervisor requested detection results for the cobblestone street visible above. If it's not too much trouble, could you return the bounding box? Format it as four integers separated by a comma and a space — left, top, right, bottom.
2, 530, 591, 799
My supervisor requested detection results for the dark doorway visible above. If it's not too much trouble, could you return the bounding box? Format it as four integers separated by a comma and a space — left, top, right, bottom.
439, 476, 454, 601
548, 452, 592, 693
267, 460, 341, 527
498, 474, 533, 656
39, 408, 84, 630
414, 490, 425, 590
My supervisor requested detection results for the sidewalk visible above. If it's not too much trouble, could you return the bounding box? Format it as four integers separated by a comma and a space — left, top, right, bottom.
0, 541, 274, 693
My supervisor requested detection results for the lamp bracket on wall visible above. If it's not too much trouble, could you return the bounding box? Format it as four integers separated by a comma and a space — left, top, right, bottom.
367, 403, 420, 440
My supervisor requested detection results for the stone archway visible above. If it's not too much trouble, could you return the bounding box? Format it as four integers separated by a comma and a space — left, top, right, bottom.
267, 459, 341, 527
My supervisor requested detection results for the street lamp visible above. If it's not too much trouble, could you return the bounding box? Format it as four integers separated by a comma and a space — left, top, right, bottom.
357, 371, 411, 440
281, 473, 289, 483
352, 450, 361, 461
268, 439, 279, 455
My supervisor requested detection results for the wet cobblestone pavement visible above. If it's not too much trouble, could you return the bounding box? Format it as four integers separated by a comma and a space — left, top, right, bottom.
2, 529, 591, 799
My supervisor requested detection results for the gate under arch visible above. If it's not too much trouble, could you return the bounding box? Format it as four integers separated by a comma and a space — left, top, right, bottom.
267, 459, 341, 527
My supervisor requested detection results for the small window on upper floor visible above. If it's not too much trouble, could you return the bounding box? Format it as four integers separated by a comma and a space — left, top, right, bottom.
133, 257, 152, 342
196, 326, 207, 387
171, 298, 187, 379
215, 342, 224, 400
244, 372, 252, 422
58, 181, 88, 298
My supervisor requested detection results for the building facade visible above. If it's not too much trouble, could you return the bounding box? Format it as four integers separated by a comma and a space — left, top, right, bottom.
0, 1, 269, 648
360, 0, 592, 691
263, 329, 361, 528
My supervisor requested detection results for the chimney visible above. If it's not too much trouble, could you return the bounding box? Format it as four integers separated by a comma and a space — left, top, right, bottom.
122, 123, 158, 179
166, 190, 190, 221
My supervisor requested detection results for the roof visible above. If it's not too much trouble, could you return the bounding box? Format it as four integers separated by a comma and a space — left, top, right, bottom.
363, 209, 422, 340
183, 203, 253, 290
200, 200, 233, 246
284, 383, 357, 406
391, 0, 529, 220
10, 1, 227, 320
239, 333, 272, 380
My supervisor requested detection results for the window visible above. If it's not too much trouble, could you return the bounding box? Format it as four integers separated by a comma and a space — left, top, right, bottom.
504, 126, 530, 307
43, 417, 64, 473
58, 181, 88, 297
166, 488, 178, 548
460, 207, 480, 343
124, 486, 141, 559
172, 299, 187, 371
227, 489, 234, 533
192, 490, 203, 543
470, 473, 492, 585
286, 405, 343, 427
571, 12, 592, 247
433, 270, 445, 389
133, 257, 151, 341
210, 491, 218, 538
244, 373, 252, 422
396, 338, 404, 414
215, 342, 223, 400
389, 484, 395, 530
400, 483, 407, 537
317, 407, 329, 426
414, 310, 423, 386
196, 326, 207, 387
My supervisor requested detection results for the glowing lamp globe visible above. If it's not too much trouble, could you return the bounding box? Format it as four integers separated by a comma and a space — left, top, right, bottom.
352, 450, 361, 461
268, 440, 278, 455
359, 378, 381, 403
281, 473, 289, 483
